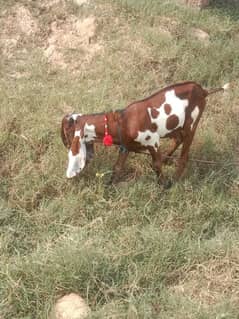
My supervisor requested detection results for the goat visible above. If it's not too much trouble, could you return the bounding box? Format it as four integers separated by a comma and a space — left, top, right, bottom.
61, 81, 228, 186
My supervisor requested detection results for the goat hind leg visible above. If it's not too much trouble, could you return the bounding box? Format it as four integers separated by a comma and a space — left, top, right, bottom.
174, 133, 195, 180
163, 132, 183, 165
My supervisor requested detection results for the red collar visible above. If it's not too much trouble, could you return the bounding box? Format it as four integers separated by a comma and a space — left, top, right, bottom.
103, 115, 113, 146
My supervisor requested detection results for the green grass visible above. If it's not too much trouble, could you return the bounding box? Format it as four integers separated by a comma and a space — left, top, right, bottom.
0, 0, 239, 318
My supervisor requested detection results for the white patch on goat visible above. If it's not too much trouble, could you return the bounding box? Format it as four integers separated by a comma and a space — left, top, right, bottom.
83, 123, 96, 142
66, 130, 86, 178
135, 90, 188, 149
135, 130, 160, 151
191, 106, 199, 130
71, 113, 82, 121
74, 130, 81, 137
149, 90, 189, 136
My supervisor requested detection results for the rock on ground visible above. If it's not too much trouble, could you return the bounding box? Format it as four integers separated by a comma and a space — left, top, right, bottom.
182, 0, 210, 8
190, 28, 210, 43
50, 293, 91, 319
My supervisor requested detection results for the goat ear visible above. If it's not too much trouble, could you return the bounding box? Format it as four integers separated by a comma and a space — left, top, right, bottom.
61, 114, 76, 148
71, 136, 80, 155
61, 117, 69, 148
66, 138, 87, 178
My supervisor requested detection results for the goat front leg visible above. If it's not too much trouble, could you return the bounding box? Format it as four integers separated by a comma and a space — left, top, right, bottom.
110, 150, 129, 184
86, 142, 94, 164
149, 147, 171, 188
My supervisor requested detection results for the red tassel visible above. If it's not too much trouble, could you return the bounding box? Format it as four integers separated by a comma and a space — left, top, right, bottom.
103, 115, 113, 146
103, 134, 113, 146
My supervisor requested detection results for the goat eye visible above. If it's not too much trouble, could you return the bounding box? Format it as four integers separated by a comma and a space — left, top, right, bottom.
69, 118, 74, 126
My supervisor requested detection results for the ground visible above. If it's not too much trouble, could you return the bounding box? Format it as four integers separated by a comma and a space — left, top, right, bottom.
0, 0, 239, 318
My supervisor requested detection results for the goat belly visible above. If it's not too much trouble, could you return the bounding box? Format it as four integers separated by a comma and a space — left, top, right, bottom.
134, 130, 160, 151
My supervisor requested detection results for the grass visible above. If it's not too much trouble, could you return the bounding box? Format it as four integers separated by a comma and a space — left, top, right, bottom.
0, 0, 239, 318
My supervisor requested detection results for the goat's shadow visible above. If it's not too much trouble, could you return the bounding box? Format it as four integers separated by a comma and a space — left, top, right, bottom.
185, 145, 238, 193
208, 0, 239, 21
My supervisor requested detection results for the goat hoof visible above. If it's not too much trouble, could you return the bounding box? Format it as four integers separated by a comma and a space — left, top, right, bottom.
106, 179, 113, 186
162, 157, 174, 166
108, 175, 120, 185
163, 179, 173, 189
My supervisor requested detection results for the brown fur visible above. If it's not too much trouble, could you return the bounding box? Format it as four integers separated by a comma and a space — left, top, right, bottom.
164, 104, 172, 115
71, 136, 80, 156
166, 115, 179, 130
151, 108, 160, 119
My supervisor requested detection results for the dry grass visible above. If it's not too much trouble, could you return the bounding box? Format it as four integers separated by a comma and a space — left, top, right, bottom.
0, 0, 239, 318
171, 252, 239, 306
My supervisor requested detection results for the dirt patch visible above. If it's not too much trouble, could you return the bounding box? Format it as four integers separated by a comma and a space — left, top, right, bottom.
170, 254, 239, 306
44, 15, 102, 71
40, 0, 62, 9
10, 5, 38, 36
0, 2, 101, 72
0, 5, 39, 58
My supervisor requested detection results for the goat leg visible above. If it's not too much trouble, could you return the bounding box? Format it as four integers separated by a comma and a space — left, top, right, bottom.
174, 133, 194, 180
110, 150, 129, 184
85, 142, 94, 164
149, 147, 171, 188
162, 132, 183, 165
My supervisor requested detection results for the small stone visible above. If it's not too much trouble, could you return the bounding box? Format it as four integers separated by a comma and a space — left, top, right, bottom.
191, 28, 210, 42
184, 0, 210, 9
50, 293, 91, 319
73, 0, 88, 6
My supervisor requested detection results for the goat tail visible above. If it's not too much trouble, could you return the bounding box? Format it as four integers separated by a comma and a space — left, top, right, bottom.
205, 83, 230, 96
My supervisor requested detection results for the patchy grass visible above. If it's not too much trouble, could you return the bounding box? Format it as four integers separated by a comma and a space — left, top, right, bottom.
0, 0, 239, 318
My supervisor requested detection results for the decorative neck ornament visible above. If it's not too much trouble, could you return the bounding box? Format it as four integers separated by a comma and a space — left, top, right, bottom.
103, 115, 113, 146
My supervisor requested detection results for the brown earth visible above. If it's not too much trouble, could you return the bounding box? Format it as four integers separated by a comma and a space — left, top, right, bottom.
0, 1, 102, 72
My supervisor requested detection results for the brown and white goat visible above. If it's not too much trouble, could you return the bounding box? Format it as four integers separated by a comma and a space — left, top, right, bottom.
61, 81, 228, 186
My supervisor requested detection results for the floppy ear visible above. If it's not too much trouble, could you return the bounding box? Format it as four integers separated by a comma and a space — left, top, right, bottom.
61, 117, 68, 148
71, 136, 80, 155
66, 137, 87, 178
61, 115, 75, 148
